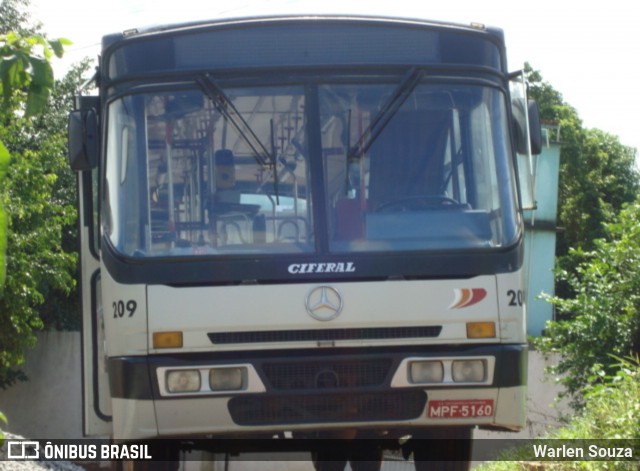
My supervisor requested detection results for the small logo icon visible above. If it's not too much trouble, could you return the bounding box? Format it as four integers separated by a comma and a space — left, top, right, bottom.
7, 441, 40, 460
305, 286, 343, 321
449, 288, 487, 309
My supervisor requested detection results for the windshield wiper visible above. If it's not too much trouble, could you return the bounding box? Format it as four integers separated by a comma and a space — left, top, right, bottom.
347, 67, 425, 161
196, 73, 279, 201
196, 74, 272, 166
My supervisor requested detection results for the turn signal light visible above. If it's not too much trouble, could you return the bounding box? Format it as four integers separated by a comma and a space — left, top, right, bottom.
153, 331, 183, 348
466, 322, 496, 339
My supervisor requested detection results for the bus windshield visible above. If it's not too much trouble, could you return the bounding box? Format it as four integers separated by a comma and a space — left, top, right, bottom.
104, 76, 518, 258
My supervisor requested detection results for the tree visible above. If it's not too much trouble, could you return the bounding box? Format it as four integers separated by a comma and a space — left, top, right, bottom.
0, 29, 69, 286
526, 64, 639, 303
536, 202, 640, 406
0, 0, 41, 36
0, 2, 76, 386
526, 63, 639, 257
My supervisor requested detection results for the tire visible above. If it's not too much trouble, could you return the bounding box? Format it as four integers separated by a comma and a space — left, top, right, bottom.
312, 450, 348, 471
312, 441, 383, 471
412, 427, 473, 471
349, 445, 383, 471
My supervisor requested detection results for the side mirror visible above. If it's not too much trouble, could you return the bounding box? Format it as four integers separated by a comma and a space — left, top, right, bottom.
527, 99, 542, 155
68, 108, 99, 171
512, 98, 543, 156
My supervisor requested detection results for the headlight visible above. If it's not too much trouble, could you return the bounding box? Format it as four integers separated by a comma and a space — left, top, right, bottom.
166, 369, 201, 393
452, 360, 486, 382
210, 367, 246, 391
409, 361, 444, 384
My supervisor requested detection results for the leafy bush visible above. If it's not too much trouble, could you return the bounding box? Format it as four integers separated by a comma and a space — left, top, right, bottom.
555, 357, 640, 440
535, 201, 640, 406
0, 18, 78, 386
477, 358, 640, 471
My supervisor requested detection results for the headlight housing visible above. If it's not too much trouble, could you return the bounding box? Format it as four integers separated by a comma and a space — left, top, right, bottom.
452, 359, 486, 382
409, 361, 444, 384
166, 369, 201, 393
209, 367, 246, 391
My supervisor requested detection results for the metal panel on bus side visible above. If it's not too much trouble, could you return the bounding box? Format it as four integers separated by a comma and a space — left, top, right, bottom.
496, 269, 527, 344
78, 173, 112, 436
100, 271, 148, 358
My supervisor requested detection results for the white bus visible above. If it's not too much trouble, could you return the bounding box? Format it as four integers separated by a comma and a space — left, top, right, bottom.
68, 14, 541, 471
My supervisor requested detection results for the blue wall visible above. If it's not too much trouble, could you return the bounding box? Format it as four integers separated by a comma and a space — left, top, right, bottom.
523, 127, 561, 336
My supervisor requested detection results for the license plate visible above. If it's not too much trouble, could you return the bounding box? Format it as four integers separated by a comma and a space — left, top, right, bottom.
427, 399, 494, 418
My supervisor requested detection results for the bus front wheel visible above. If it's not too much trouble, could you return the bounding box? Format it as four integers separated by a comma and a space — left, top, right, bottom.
412, 427, 473, 471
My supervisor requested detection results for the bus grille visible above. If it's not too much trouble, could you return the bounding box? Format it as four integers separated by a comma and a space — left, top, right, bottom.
262, 358, 393, 390
208, 326, 442, 344
228, 390, 426, 426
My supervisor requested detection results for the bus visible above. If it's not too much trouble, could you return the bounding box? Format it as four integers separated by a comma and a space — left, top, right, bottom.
68, 14, 541, 471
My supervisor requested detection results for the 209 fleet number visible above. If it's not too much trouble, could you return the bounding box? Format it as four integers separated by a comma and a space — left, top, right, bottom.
507, 289, 524, 307
113, 300, 137, 318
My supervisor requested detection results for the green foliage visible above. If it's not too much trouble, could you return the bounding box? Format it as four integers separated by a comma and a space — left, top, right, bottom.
477, 358, 640, 471
0, 0, 83, 387
0, 61, 87, 384
0, 0, 39, 37
0, 125, 78, 376
555, 357, 640, 441
557, 127, 639, 259
535, 201, 640, 405
527, 67, 640, 406
526, 63, 639, 260
0, 32, 70, 116
0, 30, 71, 295
0, 141, 7, 288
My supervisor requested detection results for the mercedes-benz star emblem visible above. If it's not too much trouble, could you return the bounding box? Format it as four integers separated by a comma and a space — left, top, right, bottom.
305, 286, 343, 321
